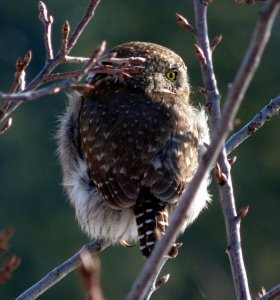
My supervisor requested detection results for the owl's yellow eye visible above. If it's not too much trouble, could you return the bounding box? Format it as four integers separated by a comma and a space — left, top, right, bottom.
166, 71, 178, 81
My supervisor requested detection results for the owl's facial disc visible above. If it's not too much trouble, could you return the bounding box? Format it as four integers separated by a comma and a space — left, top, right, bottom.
108, 42, 189, 95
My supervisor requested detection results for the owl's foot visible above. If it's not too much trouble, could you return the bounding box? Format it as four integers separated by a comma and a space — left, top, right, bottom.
168, 242, 183, 258
142, 241, 183, 259
120, 239, 136, 248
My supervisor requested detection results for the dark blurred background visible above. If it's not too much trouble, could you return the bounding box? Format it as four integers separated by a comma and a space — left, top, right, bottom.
0, 1, 279, 299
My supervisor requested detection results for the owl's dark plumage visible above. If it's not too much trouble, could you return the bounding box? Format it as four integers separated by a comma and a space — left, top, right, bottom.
58, 42, 210, 258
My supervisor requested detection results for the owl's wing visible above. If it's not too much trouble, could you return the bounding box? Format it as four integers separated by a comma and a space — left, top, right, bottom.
142, 126, 199, 204
79, 84, 199, 209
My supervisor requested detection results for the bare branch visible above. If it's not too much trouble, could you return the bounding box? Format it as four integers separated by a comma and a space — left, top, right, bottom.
39, 1, 54, 60
194, 1, 250, 297
0, 82, 91, 103
64, 56, 90, 63
23, 0, 101, 91
0, 55, 146, 104
16, 240, 109, 300
127, 0, 280, 299
195, 0, 280, 299
226, 95, 280, 154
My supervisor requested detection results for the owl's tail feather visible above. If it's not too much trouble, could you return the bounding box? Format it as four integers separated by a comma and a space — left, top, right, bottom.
134, 188, 181, 259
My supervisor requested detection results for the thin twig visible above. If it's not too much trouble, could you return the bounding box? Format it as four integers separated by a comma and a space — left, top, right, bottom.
72, 41, 106, 82
16, 240, 109, 300
28, 0, 101, 90
0, 54, 146, 101
0, 0, 103, 125
211, 34, 223, 52
0, 118, 13, 135
39, 1, 54, 60
258, 284, 280, 300
226, 95, 280, 154
0, 82, 91, 103
11, 51, 32, 93
64, 55, 90, 63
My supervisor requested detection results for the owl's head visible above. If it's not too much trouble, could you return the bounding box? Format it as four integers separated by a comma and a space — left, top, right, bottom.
106, 42, 190, 97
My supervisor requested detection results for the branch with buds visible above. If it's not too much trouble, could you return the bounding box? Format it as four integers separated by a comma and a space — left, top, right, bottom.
0, 0, 145, 135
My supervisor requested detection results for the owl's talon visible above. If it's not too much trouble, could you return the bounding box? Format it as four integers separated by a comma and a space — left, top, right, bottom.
120, 240, 135, 248
176, 242, 183, 249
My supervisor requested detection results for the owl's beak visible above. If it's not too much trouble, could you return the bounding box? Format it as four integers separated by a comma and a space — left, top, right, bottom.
158, 88, 176, 95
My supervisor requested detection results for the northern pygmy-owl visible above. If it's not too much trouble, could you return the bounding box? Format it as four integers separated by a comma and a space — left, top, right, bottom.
57, 42, 210, 258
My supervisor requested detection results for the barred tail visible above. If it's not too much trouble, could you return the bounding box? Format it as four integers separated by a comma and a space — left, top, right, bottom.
134, 188, 180, 258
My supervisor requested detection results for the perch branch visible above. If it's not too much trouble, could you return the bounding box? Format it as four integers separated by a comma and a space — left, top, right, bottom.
199, 0, 279, 298
194, 0, 250, 298
16, 240, 109, 300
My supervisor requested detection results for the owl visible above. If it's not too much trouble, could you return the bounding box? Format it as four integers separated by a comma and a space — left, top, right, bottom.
57, 42, 210, 258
